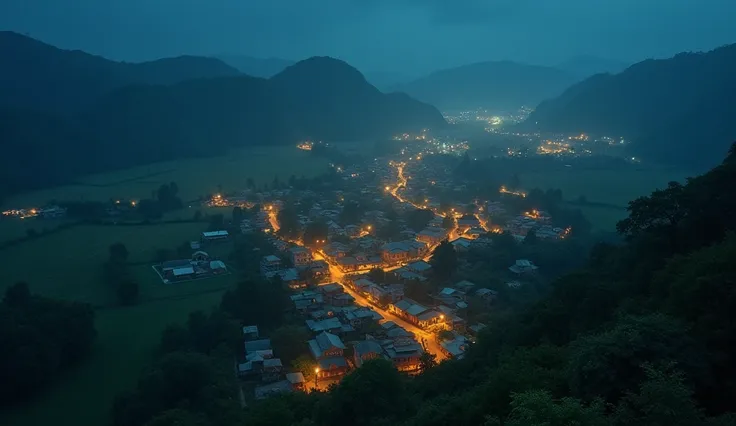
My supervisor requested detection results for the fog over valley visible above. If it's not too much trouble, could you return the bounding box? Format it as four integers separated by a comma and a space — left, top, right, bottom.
2, 2, 736, 426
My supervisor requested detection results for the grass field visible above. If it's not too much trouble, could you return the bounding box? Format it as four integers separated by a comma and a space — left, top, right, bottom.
0, 146, 326, 426
6, 146, 330, 208
0, 221, 237, 426
0, 222, 212, 305
0, 290, 227, 426
520, 167, 692, 230
521, 168, 690, 207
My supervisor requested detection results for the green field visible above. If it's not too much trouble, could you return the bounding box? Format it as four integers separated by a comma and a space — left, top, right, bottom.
0, 221, 237, 426
520, 167, 691, 230
0, 146, 323, 426
0, 290, 226, 426
0, 222, 213, 305
521, 167, 690, 206
6, 145, 330, 208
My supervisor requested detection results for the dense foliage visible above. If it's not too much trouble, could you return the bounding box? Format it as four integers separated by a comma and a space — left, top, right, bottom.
0, 282, 96, 405
112, 310, 243, 426
527, 44, 736, 169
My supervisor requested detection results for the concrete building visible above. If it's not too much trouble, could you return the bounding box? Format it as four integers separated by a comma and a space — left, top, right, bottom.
290, 246, 312, 267
260, 255, 282, 277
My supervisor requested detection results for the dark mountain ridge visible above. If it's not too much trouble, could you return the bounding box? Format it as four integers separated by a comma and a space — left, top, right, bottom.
214, 54, 295, 78
556, 54, 630, 79
0, 38, 445, 202
0, 31, 241, 114
393, 60, 577, 110
525, 44, 736, 169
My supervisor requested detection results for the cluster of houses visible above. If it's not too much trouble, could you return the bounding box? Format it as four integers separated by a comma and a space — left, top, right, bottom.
240, 203, 281, 234
2, 205, 67, 220
290, 282, 428, 383
155, 250, 229, 283
259, 247, 331, 289
239, 326, 308, 400
504, 210, 569, 241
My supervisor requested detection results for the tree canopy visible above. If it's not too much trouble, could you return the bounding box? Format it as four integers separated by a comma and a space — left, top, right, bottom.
0, 283, 96, 405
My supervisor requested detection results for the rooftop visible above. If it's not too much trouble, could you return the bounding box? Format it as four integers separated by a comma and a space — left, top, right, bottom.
263, 358, 283, 368
354, 340, 384, 357
202, 230, 229, 237
242, 325, 259, 335
318, 356, 348, 369
254, 380, 292, 400
406, 260, 432, 272
245, 339, 272, 354
315, 331, 346, 351
286, 372, 305, 384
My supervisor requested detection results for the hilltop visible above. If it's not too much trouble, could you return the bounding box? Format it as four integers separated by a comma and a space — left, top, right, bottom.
525, 44, 736, 169
214, 54, 295, 78
393, 61, 576, 110
0, 31, 241, 114
0, 37, 446, 200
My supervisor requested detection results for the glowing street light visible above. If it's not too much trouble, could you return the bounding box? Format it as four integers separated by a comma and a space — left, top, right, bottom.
314, 367, 320, 387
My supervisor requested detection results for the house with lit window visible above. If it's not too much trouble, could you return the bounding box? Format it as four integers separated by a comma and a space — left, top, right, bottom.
416, 228, 447, 246
308, 331, 348, 378
389, 298, 445, 329
382, 337, 423, 372
380, 240, 428, 264
290, 247, 312, 267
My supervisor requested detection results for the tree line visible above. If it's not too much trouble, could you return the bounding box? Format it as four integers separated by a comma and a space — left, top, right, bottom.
0, 283, 96, 406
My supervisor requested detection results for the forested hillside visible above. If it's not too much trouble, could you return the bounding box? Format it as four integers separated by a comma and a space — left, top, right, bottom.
526, 44, 736, 169
0, 31, 241, 114
0, 37, 445, 202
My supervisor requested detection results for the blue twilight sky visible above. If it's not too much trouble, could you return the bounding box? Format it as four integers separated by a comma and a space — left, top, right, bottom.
1, 0, 734, 74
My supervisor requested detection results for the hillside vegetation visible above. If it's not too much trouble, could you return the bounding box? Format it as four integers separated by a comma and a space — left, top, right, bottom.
526, 44, 736, 169
0, 35, 445, 203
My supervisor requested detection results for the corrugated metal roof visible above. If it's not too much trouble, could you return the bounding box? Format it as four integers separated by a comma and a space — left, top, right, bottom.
173, 266, 195, 276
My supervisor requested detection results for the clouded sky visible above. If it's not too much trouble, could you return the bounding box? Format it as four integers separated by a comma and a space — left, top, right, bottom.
2, 0, 734, 74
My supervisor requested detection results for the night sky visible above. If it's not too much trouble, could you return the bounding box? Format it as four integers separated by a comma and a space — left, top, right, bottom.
2, 0, 734, 74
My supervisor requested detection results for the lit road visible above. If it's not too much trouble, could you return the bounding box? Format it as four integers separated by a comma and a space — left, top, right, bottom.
311, 251, 446, 359
389, 159, 460, 259
267, 155, 459, 361
336, 280, 447, 361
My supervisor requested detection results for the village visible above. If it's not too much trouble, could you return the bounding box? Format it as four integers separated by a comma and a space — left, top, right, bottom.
0, 133, 576, 402
195, 135, 576, 400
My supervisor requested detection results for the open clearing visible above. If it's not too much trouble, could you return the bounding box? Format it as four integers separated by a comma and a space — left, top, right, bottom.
6, 146, 330, 208
0, 220, 237, 426
0, 223, 237, 426
0, 222, 213, 305
520, 167, 691, 230
520, 167, 690, 206
0, 290, 226, 426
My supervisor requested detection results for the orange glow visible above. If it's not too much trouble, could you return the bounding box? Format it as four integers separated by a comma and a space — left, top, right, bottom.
297, 141, 314, 151
500, 185, 527, 198
524, 209, 541, 220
